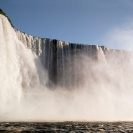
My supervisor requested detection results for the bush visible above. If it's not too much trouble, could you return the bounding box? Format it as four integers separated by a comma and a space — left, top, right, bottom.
0, 8, 14, 27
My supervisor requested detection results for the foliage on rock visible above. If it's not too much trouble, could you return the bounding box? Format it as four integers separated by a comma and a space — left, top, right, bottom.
0, 8, 14, 27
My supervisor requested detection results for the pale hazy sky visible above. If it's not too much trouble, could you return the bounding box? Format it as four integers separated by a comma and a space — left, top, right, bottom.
1, 0, 133, 50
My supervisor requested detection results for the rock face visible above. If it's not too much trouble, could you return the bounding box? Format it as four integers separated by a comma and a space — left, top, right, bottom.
1, 11, 132, 88
15, 30, 133, 88
1, 9, 133, 89
15, 30, 104, 86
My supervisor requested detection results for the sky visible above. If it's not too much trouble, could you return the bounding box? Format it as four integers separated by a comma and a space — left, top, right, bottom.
1, 0, 133, 50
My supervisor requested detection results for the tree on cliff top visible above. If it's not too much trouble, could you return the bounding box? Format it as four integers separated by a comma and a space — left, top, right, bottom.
0, 8, 14, 28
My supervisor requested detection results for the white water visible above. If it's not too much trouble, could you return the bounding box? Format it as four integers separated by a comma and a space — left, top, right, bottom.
1, 14, 133, 122
0, 15, 47, 121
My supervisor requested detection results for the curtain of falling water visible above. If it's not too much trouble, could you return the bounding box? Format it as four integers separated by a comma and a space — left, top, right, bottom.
2, 13, 133, 121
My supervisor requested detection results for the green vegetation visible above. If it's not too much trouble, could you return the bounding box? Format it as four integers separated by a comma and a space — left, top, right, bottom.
0, 8, 14, 27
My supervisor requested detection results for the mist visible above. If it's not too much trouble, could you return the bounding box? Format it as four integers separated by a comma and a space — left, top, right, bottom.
103, 19, 133, 51
1, 14, 133, 122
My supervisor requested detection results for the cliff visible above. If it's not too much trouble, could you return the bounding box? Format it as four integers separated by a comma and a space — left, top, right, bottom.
15, 30, 133, 88
1, 13, 132, 88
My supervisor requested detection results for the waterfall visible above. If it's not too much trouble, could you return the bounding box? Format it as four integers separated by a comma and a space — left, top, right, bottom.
16, 29, 108, 88
1, 14, 133, 121
0, 14, 47, 120
0, 14, 22, 104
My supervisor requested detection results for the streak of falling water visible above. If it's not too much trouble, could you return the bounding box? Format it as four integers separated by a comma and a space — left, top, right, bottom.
74, 44, 77, 87
0, 14, 46, 116
0, 15, 22, 104
62, 42, 65, 87
68, 44, 72, 89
